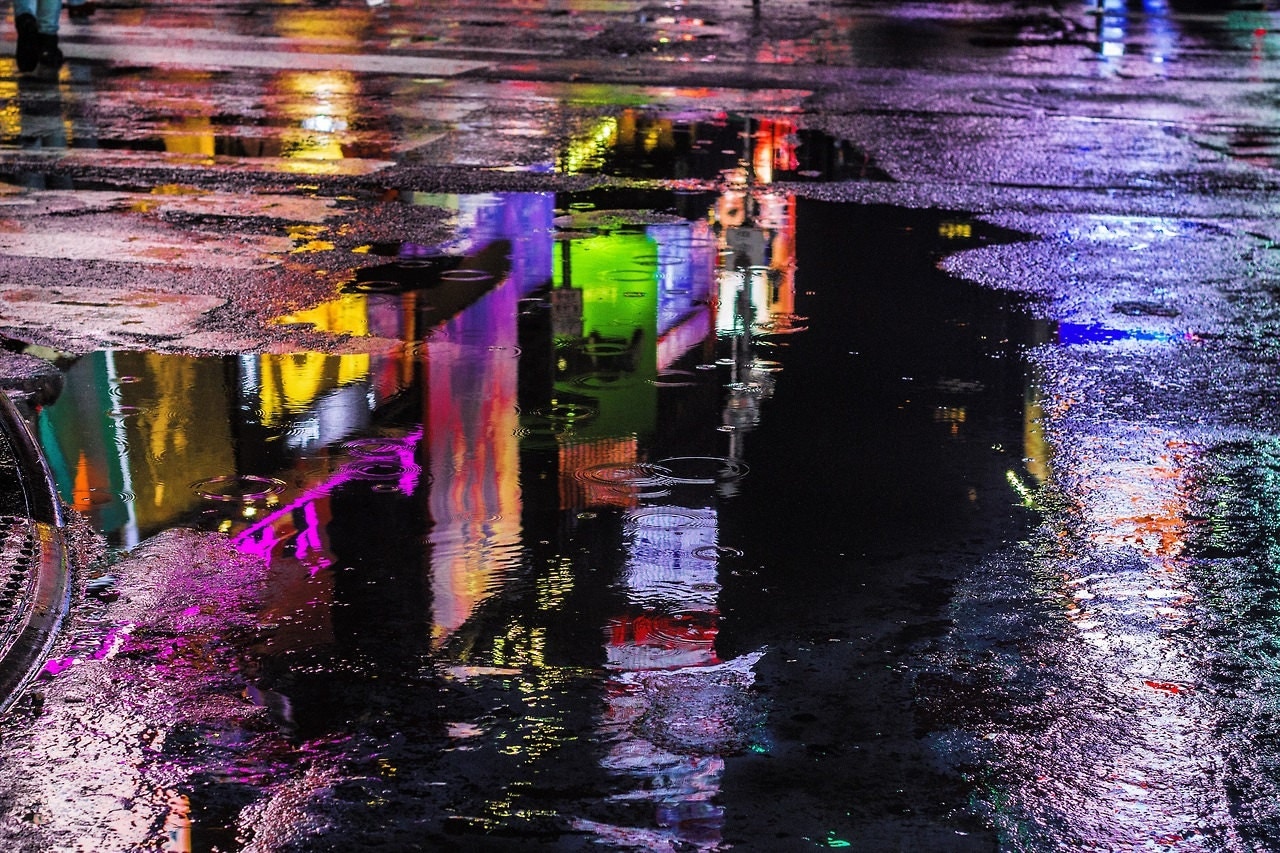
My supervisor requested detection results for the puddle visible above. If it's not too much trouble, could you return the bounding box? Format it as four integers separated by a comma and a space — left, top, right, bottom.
0, 66, 396, 160
0, 74, 884, 188
34, 190, 1040, 850
557, 111, 889, 182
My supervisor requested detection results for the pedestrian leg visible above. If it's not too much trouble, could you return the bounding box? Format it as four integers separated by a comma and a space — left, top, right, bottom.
12, 0, 39, 73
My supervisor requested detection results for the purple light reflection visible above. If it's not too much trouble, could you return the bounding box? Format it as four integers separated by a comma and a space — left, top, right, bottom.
40, 621, 135, 679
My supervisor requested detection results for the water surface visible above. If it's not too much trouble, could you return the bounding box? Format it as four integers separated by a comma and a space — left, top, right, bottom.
37, 190, 1037, 850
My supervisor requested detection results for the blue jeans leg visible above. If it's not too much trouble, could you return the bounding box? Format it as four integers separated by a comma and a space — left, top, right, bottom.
18, 0, 59, 33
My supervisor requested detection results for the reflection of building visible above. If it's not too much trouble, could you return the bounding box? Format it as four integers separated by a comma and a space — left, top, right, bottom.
36, 180, 791, 845
560, 110, 877, 183
588, 506, 749, 850
40, 351, 237, 549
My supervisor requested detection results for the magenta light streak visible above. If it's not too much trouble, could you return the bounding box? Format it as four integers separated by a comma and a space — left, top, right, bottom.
231, 428, 423, 565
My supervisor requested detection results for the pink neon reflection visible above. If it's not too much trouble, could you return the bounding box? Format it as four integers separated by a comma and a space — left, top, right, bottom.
40, 622, 136, 678
230, 428, 422, 566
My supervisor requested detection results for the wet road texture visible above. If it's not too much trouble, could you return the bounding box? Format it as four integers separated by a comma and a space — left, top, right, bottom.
1, 0, 1280, 850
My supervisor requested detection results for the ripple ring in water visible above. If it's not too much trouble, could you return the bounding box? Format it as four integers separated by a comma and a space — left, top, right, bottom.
638, 610, 715, 648
530, 403, 598, 424
192, 475, 287, 503
348, 460, 422, 482
578, 341, 630, 358
576, 462, 674, 489
346, 279, 402, 293
572, 371, 639, 390
439, 269, 495, 283
654, 456, 749, 485
649, 370, 700, 388
692, 544, 744, 559
627, 507, 716, 528
343, 437, 406, 458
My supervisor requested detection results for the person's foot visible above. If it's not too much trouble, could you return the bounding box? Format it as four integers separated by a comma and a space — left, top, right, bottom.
67, 3, 94, 21
36, 33, 61, 69
14, 13, 38, 73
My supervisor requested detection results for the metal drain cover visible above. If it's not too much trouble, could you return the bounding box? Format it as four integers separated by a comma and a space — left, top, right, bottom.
0, 393, 70, 713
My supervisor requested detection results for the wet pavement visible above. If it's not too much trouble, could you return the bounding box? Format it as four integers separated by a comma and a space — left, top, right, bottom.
1, 0, 1280, 850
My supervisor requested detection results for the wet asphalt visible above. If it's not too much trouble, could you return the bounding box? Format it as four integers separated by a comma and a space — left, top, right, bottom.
2, 0, 1280, 850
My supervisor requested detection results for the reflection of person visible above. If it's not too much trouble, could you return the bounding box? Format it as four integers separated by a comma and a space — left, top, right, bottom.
15, 74, 72, 189
18, 74, 64, 149
12, 0, 61, 73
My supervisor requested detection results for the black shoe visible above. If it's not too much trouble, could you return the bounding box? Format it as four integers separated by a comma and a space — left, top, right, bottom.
37, 32, 61, 68
14, 13, 38, 73
67, 3, 94, 20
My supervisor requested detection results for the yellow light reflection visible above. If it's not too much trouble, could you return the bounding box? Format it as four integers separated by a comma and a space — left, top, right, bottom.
559, 117, 619, 175
274, 71, 359, 162
0, 79, 21, 139
164, 115, 216, 158
275, 293, 371, 337
536, 557, 575, 611
286, 223, 335, 253
273, 9, 368, 42
257, 351, 371, 428
938, 220, 973, 240
114, 353, 237, 532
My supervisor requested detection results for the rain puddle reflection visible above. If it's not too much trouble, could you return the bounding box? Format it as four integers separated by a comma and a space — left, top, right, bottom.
555, 111, 888, 183
34, 186, 1040, 849
1, 64, 883, 186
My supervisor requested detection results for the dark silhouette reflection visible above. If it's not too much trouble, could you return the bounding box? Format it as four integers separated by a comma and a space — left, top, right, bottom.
244, 473, 435, 740
566, 112, 888, 182
326, 483, 430, 664
14, 74, 71, 189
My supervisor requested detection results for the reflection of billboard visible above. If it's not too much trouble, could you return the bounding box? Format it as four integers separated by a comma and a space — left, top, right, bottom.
39, 351, 237, 547
426, 194, 555, 646
649, 222, 718, 370
647, 222, 716, 338
608, 505, 720, 671
427, 331, 523, 646
607, 610, 718, 671
557, 436, 640, 510
553, 230, 658, 440
590, 504, 763, 852
1055, 322, 1181, 345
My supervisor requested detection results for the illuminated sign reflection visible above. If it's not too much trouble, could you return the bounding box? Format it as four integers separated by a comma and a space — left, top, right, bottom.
36, 109, 807, 844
